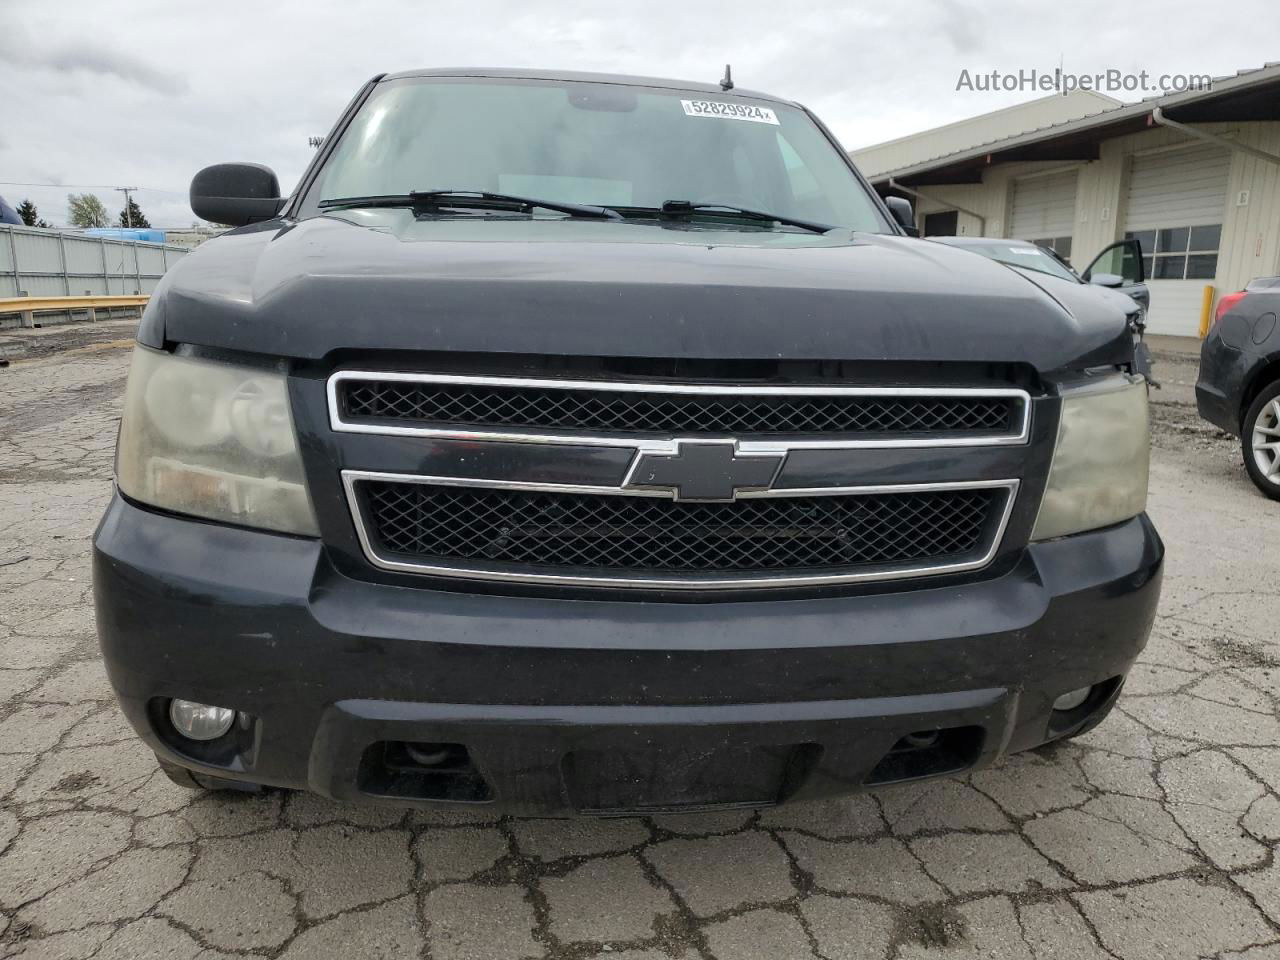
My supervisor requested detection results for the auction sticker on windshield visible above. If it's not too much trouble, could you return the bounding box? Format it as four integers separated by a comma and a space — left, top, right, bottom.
681, 100, 779, 125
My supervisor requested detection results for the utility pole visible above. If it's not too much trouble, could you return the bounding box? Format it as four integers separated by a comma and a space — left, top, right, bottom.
115, 186, 139, 227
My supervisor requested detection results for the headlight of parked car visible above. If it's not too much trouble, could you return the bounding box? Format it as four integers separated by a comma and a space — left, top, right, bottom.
116, 346, 318, 536
1032, 375, 1149, 541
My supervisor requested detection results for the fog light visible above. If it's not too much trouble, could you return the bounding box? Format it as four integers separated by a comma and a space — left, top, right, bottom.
1052, 686, 1091, 712
169, 699, 236, 741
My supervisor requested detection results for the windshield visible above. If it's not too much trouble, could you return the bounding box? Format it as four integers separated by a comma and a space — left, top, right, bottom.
305, 77, 889, 232
941, 240, 1080, 283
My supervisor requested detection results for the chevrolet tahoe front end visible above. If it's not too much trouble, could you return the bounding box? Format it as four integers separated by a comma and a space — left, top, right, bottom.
93, 69, 1161, 814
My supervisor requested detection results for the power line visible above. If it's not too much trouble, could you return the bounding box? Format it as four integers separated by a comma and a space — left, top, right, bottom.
0, 180, 186, 195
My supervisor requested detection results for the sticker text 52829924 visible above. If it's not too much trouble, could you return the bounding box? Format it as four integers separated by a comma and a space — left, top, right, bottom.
680, 100, 780, 125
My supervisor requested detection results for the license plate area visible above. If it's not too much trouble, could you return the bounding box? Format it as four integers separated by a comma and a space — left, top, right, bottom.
563, 742, 821, 814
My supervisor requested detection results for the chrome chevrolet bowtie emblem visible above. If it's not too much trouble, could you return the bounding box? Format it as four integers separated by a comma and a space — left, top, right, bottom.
625, 441, 785, 502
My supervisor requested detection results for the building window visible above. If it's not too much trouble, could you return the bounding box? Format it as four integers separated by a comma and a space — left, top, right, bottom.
1125, 225, 1221, 280
1031, 236, 1072, 259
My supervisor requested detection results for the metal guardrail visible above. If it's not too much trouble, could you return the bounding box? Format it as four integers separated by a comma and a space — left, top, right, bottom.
0, 294, 149, 328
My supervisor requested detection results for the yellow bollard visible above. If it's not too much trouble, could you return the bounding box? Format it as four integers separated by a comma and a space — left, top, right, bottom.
1198, 284, 1216, 339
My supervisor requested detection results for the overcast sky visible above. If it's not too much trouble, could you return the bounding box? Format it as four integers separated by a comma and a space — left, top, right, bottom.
3, 0, 1278, 227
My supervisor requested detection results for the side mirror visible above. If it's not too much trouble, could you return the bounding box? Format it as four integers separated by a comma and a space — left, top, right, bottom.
884, 196, 918, 237
1089, 272, 1125, 289
190, 163, 286, 227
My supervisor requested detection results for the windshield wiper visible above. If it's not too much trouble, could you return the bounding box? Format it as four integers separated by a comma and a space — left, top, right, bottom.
318, 190, 621, 220
617, 200, 835, 234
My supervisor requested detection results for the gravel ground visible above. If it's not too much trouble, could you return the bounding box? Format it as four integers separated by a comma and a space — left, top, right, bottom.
2, 324, 1279, 960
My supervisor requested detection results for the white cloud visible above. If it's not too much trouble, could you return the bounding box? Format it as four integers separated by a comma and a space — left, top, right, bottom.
11, 43, 188, 95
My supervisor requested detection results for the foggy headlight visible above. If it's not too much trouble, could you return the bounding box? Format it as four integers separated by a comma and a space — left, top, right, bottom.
1031, 375, 1149, 541
116, 346, 318, 536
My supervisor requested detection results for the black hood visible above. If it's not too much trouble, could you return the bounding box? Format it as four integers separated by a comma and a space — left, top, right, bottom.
141, 211, 1133, 375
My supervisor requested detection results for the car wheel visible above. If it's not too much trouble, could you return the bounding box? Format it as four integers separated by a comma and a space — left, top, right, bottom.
1243, 382, 1280, 501
156, 755, 265, 793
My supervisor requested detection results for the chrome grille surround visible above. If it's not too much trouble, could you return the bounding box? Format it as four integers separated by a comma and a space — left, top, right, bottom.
327, 372, 1032, 449
329, 371, 1029, 589
342, 471, 1021, 590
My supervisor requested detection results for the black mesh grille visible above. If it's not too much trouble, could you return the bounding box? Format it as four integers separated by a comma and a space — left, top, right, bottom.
359, 481, 1001, 578
340, 380, 1018, 437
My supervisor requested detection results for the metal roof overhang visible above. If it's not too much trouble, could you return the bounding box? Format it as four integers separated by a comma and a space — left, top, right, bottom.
874, 67, 1280, 190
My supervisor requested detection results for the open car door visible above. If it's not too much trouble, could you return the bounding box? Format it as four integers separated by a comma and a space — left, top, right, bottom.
1083, 238, 1149, 313
1084, 237, 1156, 383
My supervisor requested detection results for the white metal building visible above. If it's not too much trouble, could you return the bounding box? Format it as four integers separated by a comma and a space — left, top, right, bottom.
850, 64, 1280, 337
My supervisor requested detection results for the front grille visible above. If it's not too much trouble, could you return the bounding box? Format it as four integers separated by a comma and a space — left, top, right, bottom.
356, 480, 1004, 583
337, 376, 1021, 439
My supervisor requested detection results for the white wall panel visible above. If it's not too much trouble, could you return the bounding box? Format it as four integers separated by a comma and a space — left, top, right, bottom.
1010, 170, 1079, 240
1125, 144, 1231, 231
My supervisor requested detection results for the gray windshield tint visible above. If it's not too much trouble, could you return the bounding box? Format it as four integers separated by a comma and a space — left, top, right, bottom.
310, 78, 887, 232
948, 242, 1079, 282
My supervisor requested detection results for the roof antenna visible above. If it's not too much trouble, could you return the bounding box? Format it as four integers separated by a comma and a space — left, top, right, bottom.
720, 64, 734, 91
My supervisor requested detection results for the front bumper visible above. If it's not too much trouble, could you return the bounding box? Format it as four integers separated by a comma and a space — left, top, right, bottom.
94, 493, 1163, 815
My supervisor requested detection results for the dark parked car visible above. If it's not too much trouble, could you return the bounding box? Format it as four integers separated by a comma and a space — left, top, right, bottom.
93, 69, 1161, 815
1197, 276, 1280, 498
0, 195, 22, 225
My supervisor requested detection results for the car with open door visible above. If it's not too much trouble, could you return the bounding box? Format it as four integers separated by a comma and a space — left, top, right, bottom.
1080, 238, 1150, 314
1197, 276, 1280, 499
930, 236, 1152, 379
929, 236, 1148, 312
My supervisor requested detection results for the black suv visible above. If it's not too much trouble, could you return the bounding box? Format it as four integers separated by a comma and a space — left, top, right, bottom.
93, 69, 1162, 815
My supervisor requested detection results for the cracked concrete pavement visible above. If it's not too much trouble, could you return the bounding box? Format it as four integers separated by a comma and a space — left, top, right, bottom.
2, 325, 1279, 959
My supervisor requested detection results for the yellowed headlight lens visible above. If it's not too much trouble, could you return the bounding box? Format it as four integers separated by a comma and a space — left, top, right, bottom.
116, 347, 318, 536
1032, 376, 1149, 541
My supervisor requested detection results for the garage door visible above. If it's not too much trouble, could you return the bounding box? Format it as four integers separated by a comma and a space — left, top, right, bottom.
1010, 170, 1079, 259
1123, 144, 1231, 337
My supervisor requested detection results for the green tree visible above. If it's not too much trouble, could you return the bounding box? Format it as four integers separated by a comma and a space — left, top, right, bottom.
16, 199, 50, 227
67, 193, 110, 228
118, 197, 151, 228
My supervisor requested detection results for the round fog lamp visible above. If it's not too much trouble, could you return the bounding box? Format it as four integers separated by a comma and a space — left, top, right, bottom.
169, 699, 236, 741
1052, 686, 1092, 712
